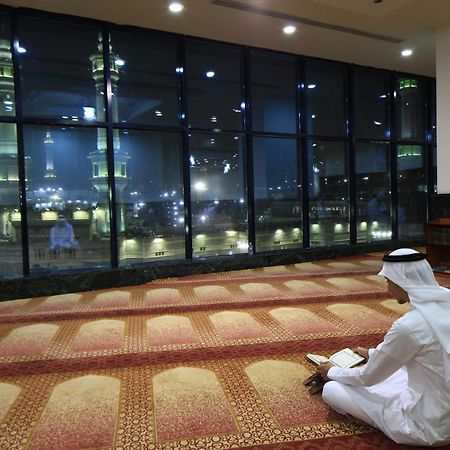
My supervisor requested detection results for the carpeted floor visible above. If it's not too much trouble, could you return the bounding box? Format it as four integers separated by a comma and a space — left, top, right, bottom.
0, 253, 449, 449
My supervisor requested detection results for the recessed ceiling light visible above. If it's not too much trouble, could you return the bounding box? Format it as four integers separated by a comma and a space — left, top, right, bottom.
169, 2, 184, 13
206, 71, 215, 78
401, 49, 413, 57
283, 25, 297, 34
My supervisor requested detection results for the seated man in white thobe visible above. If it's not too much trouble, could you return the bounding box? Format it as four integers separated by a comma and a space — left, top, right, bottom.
317, 248, 450, 447
49, 214, 79, 254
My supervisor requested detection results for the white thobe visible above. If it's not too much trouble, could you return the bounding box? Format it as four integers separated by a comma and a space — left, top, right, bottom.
50, 223, 78, 250
323, 310, 450, 447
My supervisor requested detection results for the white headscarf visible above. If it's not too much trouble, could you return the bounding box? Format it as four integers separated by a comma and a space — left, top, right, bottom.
379, 248, 450, 381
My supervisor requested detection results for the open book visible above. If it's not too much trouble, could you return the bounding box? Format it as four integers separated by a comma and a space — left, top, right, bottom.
306, 348, 366, 368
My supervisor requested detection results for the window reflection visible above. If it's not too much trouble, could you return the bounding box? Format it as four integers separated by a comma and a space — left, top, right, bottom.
397, 144, 426, 239
110, 31, 179, 126
0, 123, 22, 278
19, 16, 105, 122
355, 142, 391, 242
24, 126, 111, 274
308, 140, 349, 246
305, 61, 346, 136
0, 10, 439, 278
115, 130, 184, 263
396, 77, 425, 141
354, 68, 389, 139
190, 133, 247, 256
186, 42, 243, 130
0, 14, 14, 117
250, 52, 296, 134
0, 15, 20, 278
253, 137, 301, 251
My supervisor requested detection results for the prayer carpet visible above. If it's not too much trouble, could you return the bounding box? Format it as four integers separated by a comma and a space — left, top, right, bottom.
0, 253, 449, 449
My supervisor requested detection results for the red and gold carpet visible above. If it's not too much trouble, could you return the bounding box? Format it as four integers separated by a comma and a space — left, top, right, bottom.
0, 253, 449, 449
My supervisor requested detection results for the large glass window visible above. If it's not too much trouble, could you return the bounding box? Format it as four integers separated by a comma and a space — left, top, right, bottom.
24, 125, 111, 274
109, 31, 179, 126
355, 142, 391, 242
397, 144, 427, 239
304, 60, 346, 137
354, 68, 389, 139
190, 133, 247, 256
0, 123, 22, 278
253, 137, 301, 251
250, 51, 296, 134
0, 14, 15, 118
396, 76, 426, 141
115, 130, 184, 264
0, 8, 440, 281
18, 16, 105, 122
308, 140, 349, 246
0, 15, 20, 278
186, 42, 243, 130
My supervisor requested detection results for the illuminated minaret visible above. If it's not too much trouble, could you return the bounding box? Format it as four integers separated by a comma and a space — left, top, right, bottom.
43, 131, 56, 179
398, 78, 419, 139
88, 34, 130, 234
0, 35, 19, 239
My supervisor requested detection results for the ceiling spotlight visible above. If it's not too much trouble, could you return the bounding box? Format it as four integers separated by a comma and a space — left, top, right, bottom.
206, 71, 215, 78
283, 25, 297, 35
169, 2, 184, 13
401, 49, 413, 57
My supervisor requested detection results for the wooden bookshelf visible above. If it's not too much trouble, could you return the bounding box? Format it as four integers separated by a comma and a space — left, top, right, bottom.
427, 218, 450, 270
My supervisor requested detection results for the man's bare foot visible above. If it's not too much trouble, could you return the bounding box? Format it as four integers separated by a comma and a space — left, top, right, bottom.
353, 346, 369, 360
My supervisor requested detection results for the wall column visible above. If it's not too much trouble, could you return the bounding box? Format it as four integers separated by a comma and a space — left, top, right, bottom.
436, 25, 450, 194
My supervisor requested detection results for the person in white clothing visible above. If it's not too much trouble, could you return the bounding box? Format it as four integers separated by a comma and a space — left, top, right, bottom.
317, 248, 450, 447
49, 214, 79, 252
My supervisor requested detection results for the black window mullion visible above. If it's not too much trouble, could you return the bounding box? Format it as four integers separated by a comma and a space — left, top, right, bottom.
102, 27, 119, 267
389, 72, 398, 241
425, 77, 434, 220
348, 65, 356, 244
298, 56, 309, 248
178, 37, 193, 259
11, 11, 30, 276
243, 47, 255, 254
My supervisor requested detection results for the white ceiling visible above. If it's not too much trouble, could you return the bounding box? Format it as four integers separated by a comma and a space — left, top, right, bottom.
3, 0, 450, 76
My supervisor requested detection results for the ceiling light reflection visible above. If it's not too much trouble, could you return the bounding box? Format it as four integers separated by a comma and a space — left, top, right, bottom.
283, 25, 297, 34
169, 2, 184, 13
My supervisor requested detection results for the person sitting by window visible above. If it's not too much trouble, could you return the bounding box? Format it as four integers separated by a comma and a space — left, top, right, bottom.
49, 214, 79, 255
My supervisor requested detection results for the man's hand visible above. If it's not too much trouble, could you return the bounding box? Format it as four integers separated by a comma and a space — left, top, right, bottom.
353, 346, 369, 360
316, 362, 334, 381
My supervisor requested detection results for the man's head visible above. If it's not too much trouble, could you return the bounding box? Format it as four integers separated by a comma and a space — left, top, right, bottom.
386, 278, 410, 304
378, 248, 438, 303
56, 214, 67, 227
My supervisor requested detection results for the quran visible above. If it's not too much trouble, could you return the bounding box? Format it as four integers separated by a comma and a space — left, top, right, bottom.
306, 348, 366, 368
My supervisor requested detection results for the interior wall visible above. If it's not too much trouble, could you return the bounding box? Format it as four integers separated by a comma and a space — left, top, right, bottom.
436, 25, 450, 194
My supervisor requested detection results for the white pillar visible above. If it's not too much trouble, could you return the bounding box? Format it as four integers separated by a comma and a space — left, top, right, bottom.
436, 25, 450, 194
